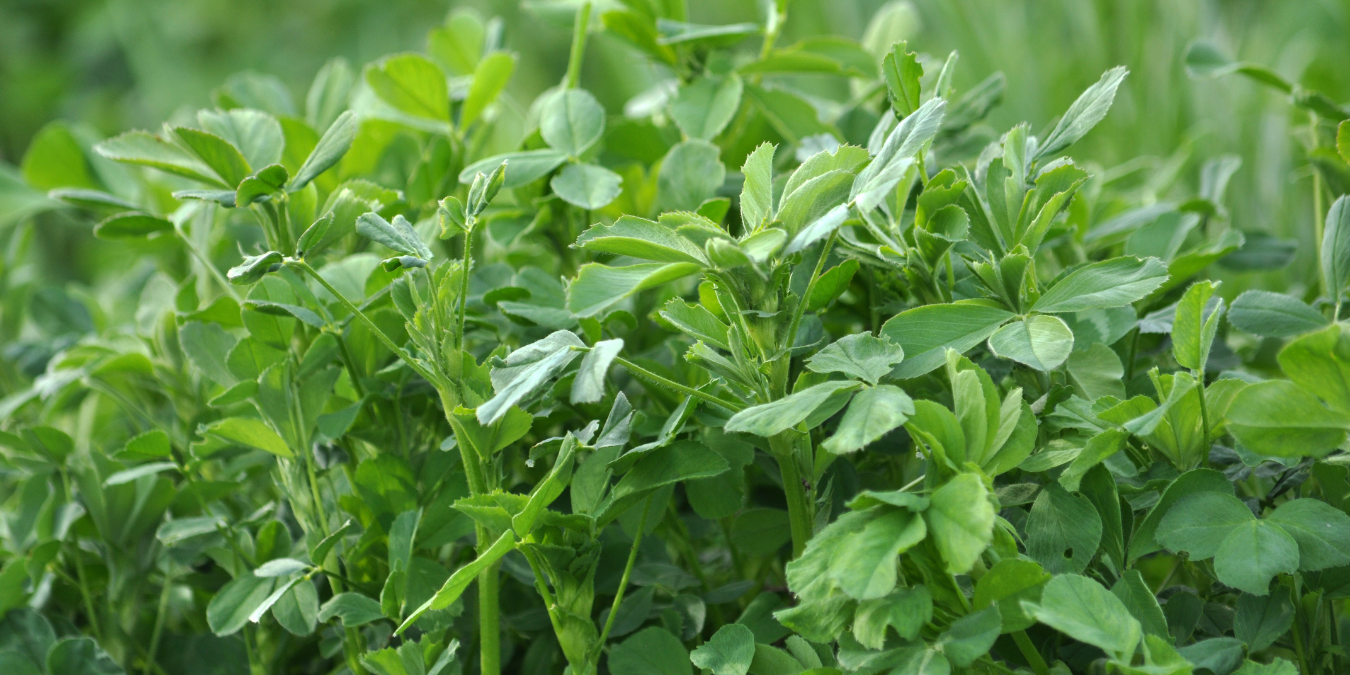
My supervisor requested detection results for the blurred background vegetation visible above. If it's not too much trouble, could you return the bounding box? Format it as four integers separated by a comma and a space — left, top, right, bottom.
3, 0, 1348, 288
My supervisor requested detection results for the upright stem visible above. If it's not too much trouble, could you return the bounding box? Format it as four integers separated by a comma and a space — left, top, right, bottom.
1313, 113, 1326, 298
596, 496, 653, 651
564, 3, 592, 90
455, 229, 474, 354
1194, 370, 1210, 451
478, 562, 502, 675
143, 571, 172, 675
770, 433, 814, 558
785, 231, 838, 354
1011, 630, 1050, 675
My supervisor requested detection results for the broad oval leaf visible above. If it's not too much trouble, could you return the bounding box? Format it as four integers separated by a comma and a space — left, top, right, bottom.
1032, 256, 1169, 314
551, 162, 623, 209
987, 315, 1074, 371
880, 301, 1014, 379
541, 88, 606, 156
365, 53, 449, 121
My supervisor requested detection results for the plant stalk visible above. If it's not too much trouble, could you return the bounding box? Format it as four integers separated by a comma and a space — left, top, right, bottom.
596, 495, 653, 654
769, 433, 814, 558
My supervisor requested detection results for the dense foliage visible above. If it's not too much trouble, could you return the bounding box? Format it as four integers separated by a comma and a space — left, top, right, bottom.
3, 2, 1350, 675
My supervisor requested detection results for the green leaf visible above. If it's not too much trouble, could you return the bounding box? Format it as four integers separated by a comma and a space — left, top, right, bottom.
657, 140, 726, 212
1234, 586, 1294, 651
854, 586, 931, 648
937, 606, 1001, 667
172, 126, 252, 188
202, 417, 293, 458
366, 54, 449, 121
1129, 468, 1234, 561
880, 301, 1014, 379
460, 51, 516, 129
822, 385, 915, 454
1110, 569, 1168, 640
1172, 281, 1224, 372
478, 331, 583, 424
273, 580, 320, 636
777, 168, 854, 237
305, 57, 353, 132
1278, 324, 1350, 416
1058, 428, 1127, 492
541, 89, 606, 156
731, 508, 791, 556
739, 142, 775, 230
118, 429, 172, 460
881, 42, 923, 117
318, 592, 386, 628
571, 338, 623, 404
690, 623, 754, 675
1032, 257, 1169, 313
851, 97, 945, 211
21, 122, 97, 191
551, 162, 623, 209
660, 299, 729, 349
1156, 492, 1254, 560
926, 473, 995, 574
1067, 343, 1126, 400
459, 149, 569, 188
609, 626, 690, 675
568, 262, 705, 319
830, 508, 927, 599
290, 110, 356, 191
90, 212, 173, 242
398, 530, 516, 632
974, 559, 1050, 633
1325, 196, 1350, 301
806, 333, 905, 384
724, 381, 861, 437
671, 74, 743, 141
1029, 574, 1141, 661
45, 637, 124, 675
576, 214, 710, 265
207, 575, 275, 635
226, 251, 283, 285
1035, 66, 1128, 160
608, 440, 729, 510
1228, 290, 1328, 338
987, 315, 1074, 371
1226, 381, 1350, 458
180, 321, 241, 391
1233, 659, 1298, 675
1214, 520, 1300, 595
199, 108, 283, 171
0, 652, 41, 675
95, 130, 223, 186
356, 212, 432, 260
1026, 483, 1102, 575
1266, 498, 1350, 570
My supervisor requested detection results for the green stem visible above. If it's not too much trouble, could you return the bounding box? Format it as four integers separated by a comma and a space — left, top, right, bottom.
455, 229, 474, 354
564, 3, 592, 90
290, 260, 439, 384
596, 495, 653, 653
785, 230, 838, 354
59, 470, 104, 644
1012, 630, 1050, 675
614, 357, 744, 411
142, 570, 172, 675
479, 562, 502, 675
1194, 370, 1210, 451
1313, 113, 1326, 298
770, 433, 813, 559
